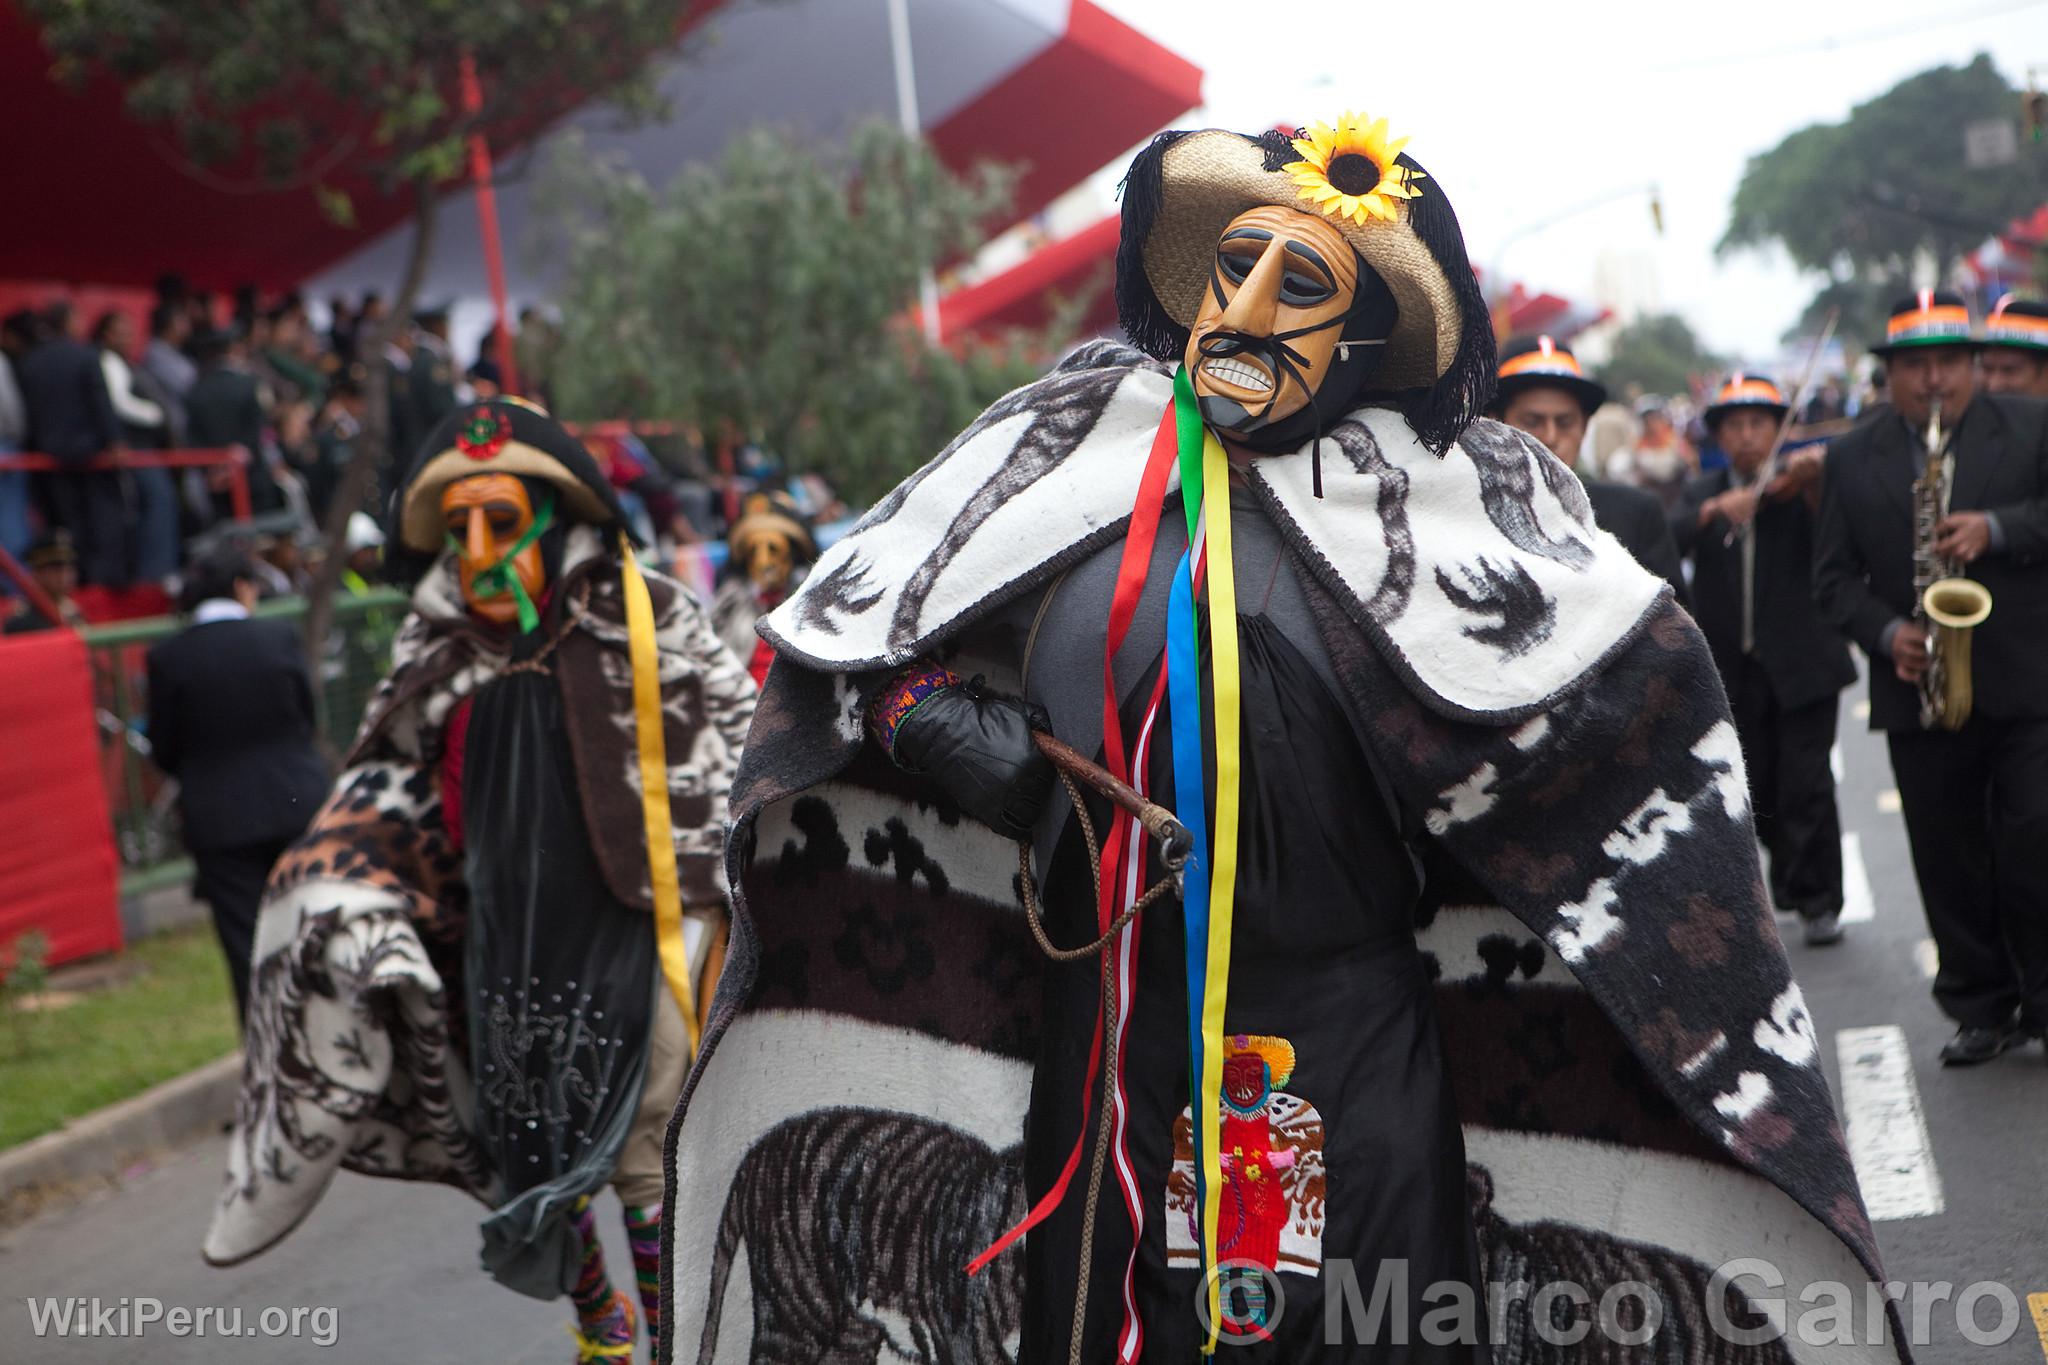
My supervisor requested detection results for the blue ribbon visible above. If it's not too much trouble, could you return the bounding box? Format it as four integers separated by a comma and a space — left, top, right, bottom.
1165, 544, 1211, 1186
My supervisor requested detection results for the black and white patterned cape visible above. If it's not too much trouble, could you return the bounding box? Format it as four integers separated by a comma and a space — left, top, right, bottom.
663, 344, 1908, 1364
203, 527, 756, 1270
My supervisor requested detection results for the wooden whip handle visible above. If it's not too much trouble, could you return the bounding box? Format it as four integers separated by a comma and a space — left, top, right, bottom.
1031, 731, 1195, 882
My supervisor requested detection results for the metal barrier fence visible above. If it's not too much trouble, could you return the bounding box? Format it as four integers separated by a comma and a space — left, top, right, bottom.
82, 588, 410, 897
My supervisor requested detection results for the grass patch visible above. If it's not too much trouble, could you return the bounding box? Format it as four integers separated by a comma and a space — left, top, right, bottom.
0, 925, 237, 1150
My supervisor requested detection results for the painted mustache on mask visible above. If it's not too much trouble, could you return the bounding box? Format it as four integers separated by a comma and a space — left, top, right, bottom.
1192, 326, 1384, 433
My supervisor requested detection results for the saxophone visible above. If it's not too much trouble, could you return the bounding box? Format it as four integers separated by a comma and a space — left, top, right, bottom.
1912, 397, 1993, 730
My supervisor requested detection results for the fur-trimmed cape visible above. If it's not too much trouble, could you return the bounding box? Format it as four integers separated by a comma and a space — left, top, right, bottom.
203, 528, 756, 1268
664, 345, 1907, 1363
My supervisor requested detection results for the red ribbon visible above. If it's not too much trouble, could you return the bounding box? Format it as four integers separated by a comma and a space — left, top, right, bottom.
965, 402, 1182, 1278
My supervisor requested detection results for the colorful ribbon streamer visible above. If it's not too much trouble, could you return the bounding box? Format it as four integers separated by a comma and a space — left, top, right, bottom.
964, 369, 1247, 1359
619, 531, 700, 1060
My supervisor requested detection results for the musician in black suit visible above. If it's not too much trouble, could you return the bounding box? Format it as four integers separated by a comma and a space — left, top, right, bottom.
1814, 291, 2048, 1065
1674, 374, 1856, 946
146, 547, 330, 1023
1977, 294, 2048, 399
1491, 334, 1688, 603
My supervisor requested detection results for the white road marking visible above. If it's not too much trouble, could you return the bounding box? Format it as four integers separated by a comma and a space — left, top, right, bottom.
1831, 742, 1844, 782
1840, 831, 1875, 924
1837, 1025, 1944, 1221
1878, 789, 1903, 814
1914, 938, 1939, 980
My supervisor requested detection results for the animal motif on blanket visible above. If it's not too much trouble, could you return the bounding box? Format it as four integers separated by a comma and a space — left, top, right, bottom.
1468, 1164, 1796, 1364
695, 1108, 1026, 1365
764, 341, 1663, 721
666, 348, 1907, 1364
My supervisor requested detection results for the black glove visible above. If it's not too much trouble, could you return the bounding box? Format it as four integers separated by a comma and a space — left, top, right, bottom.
891, 677, 1054, 839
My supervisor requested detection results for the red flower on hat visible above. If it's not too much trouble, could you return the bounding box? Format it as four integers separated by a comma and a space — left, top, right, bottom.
455, 406, 511, 461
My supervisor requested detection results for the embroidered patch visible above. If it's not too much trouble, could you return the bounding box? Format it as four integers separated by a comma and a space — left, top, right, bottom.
866, 661, 960, 758
1166, 1033, 1327, 1314
456, 406, 512, 461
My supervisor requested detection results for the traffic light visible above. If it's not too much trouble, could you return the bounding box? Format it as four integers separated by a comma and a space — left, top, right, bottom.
2025, 88, 2048, 143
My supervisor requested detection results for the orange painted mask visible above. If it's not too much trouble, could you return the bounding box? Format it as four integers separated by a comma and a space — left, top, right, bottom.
1185, 204, 1362, 435
440, 473, 553, 631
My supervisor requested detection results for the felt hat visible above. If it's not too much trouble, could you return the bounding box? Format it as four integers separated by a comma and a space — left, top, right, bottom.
1493, 334, 1608, 417
1871, 289, 1977, 356
394, 398, 634, 554
1980, 293, 2048, 353
1114, 114, 1496, 452
1703, 372, 1790, 428
728, 491, 817, 566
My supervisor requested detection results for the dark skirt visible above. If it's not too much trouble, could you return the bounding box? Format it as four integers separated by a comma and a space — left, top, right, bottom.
460, 665, 655, 1298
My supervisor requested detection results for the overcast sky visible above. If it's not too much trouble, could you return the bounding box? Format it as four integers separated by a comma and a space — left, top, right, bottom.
1095, 0, 2048, 364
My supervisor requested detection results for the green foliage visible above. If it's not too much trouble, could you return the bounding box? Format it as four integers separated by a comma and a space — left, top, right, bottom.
1596, 313, 1721, 399
0, 926, 238, 1148
1722, 55, 2048, 347
3, 930, 52, 1062
22, 0, 685, 197
541, 124, 1090, 505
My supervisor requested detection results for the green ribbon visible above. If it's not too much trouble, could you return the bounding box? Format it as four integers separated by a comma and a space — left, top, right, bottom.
446, 489, 556, 634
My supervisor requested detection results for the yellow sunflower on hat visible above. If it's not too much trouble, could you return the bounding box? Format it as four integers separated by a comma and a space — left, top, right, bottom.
1284, 112, 1426, 226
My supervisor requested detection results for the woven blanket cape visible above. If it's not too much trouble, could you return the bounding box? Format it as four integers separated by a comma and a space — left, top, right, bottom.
664, 344, 1906, 1364
204, 526, 756, 1267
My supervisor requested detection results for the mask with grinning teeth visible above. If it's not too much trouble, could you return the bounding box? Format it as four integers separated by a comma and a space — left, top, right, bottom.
1185, 204, 1400, 452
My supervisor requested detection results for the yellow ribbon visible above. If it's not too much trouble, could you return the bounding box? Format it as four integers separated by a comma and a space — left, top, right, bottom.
1196, 430, 1242, 1352
619, 532, 700, 1059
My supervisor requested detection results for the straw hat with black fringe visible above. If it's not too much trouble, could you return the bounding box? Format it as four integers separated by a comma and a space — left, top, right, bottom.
1115, 115, 1496, 456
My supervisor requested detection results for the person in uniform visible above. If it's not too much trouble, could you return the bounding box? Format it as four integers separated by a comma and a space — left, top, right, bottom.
204, 398, 757, 1361
1977, 293, 2048, 398
1815, 290, 2048, 1065
1490, 334, 1688, 601
1674, 373, 1855, 946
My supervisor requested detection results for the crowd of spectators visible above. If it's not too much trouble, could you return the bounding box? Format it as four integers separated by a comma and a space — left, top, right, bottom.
0, 275, 575, 632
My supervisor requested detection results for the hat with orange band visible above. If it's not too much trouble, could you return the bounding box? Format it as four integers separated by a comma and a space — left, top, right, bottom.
1980, 293, 2048, 354
1871, 289, 1978, 356
1492, 333, 1607, 416
1703, 371, 1789, 428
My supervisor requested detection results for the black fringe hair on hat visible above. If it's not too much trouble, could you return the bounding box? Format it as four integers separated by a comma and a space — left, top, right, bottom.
1115, 128, 1496, 458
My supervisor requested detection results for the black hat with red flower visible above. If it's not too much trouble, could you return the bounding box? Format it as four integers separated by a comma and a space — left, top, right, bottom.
393, 397, 634, 555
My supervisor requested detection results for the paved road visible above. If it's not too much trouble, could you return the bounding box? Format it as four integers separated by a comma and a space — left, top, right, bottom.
1793, 679, 2048, 1363
4, 679, 2045, 1364
0, 1141, 640, 1363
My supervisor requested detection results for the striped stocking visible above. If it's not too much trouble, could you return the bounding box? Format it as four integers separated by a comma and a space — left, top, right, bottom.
623, 1201, 663, 1353
568, 1196, 635, 1360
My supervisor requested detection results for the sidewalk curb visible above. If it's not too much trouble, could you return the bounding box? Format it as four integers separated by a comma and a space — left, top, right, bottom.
0, 1052, 241, 1224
